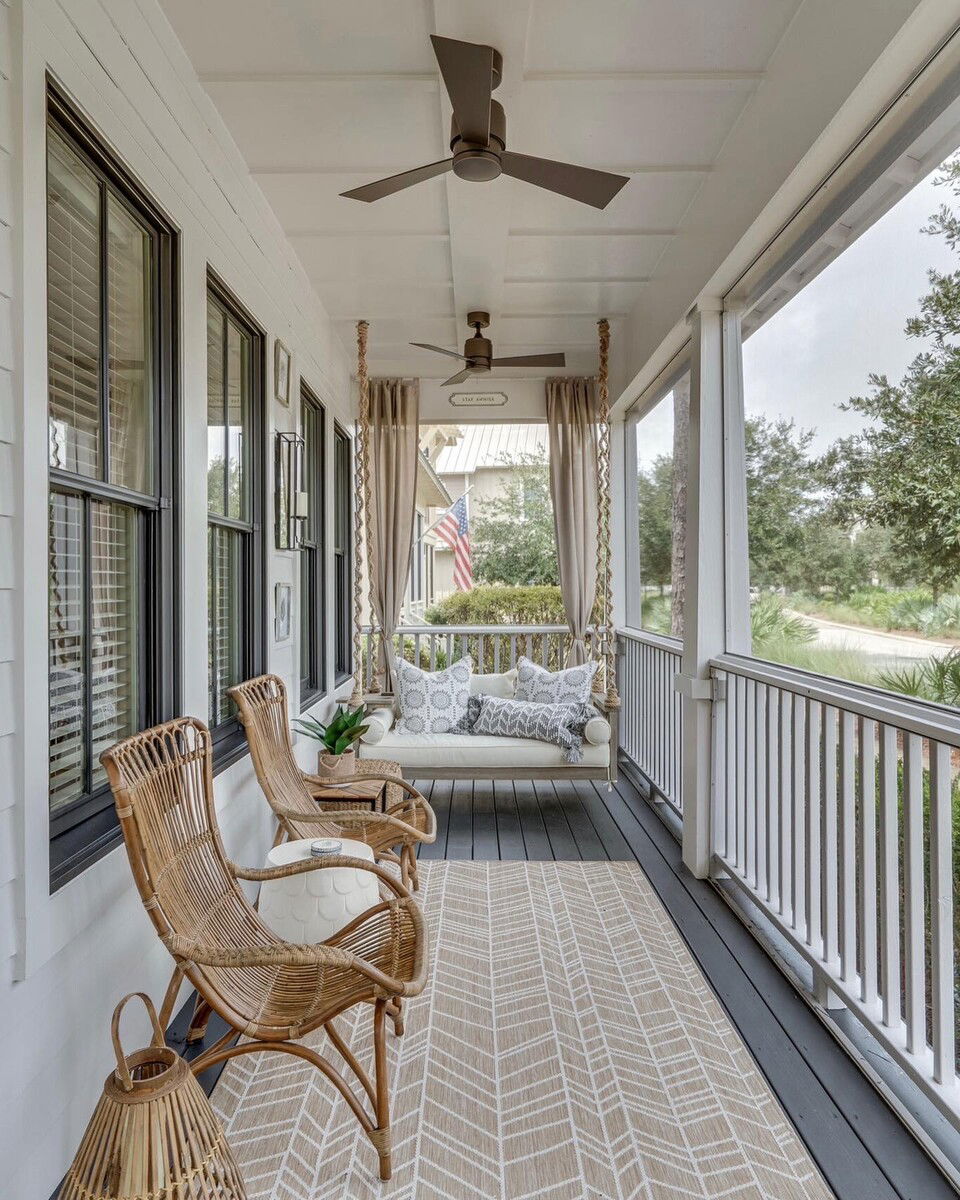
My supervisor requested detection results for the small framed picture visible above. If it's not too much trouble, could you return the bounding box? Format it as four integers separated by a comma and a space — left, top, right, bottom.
274, 582, 292, 642
274, 339, 291, 407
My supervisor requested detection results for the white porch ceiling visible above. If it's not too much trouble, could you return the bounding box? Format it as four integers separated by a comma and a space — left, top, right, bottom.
157, 0, 922, 397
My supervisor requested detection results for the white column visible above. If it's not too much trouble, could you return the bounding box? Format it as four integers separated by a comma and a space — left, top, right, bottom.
722, 307, 751, 654
679, 299, 726, 877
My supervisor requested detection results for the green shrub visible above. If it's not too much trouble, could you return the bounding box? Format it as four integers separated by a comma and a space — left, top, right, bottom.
425, 584, 566, 626
750, 594, 816, 647
878, 649, 960, 706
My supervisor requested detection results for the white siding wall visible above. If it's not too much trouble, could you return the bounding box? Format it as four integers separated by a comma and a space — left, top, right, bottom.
0, 2, 353, 1195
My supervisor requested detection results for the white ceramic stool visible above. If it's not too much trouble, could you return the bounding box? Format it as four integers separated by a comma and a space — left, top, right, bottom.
257, 837, 380, 944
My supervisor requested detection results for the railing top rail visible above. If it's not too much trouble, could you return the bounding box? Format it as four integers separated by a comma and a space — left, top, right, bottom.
712, 651, 960, 749
617, 625, 683, 653
363, 623, 576, 636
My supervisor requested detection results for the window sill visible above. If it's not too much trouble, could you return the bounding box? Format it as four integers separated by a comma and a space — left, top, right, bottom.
211, 724, 252, 776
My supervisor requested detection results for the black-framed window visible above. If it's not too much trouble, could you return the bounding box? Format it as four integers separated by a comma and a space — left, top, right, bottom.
46, 86, 178, 889
300, 383, 326, 704
333, 424, 353, 683
206, 277, 265, 756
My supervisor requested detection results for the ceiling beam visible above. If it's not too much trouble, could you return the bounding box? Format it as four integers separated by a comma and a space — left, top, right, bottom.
249, 163, 713, 176
199, 69, 763, 89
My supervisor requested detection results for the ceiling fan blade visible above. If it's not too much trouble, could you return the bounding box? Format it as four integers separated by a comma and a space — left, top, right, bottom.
500, 151, 629, 210
340, 158, 453, 202
410, 342, 469, 361
430, 35, 493, 145
492, 353, 567, 368
440, 367, 477, 387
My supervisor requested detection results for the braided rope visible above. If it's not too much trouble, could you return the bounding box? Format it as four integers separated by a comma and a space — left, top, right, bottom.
596, 319, 620, 708
351, 321, 373, 704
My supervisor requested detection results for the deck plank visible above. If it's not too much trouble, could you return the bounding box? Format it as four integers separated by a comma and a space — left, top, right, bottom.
552, 777, 607, 860
445, 778, 474, 858
511, 780, 552, 859
532, 778, 581, 860
418, 778, 451, 860
493, 779, 525, 860
472, 778, 499, 859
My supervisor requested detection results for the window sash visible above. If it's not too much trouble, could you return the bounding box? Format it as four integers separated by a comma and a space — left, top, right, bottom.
333, 426, 352, 682
300, 387, 325, 701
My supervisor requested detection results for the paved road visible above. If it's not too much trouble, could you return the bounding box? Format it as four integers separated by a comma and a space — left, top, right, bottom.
800, 613, 953, 666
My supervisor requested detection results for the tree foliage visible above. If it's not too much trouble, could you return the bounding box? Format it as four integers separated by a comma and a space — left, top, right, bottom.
637, 453, 673, 591
471, 453, 559, 586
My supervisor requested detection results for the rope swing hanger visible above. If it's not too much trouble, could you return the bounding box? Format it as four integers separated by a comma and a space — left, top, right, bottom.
349, 318, 619, 709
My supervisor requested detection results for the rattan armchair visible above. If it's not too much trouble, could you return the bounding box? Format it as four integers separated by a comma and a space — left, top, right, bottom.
228, 674, 436, 890
101, 716, 428, 1182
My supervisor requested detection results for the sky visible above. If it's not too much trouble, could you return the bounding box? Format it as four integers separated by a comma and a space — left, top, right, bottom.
635, 162, 958, 470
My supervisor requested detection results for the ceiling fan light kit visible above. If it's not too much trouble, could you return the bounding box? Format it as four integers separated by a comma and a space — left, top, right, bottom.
340, 35, 629, 210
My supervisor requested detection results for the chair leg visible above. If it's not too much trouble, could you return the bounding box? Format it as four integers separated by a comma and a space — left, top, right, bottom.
372, 998, 392, 1181
186, 997, 213, 1044
387, 996, 404, 1037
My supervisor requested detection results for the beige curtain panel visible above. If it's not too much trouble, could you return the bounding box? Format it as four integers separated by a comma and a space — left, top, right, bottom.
546, 377, 599, 666
369, 378, 420, 690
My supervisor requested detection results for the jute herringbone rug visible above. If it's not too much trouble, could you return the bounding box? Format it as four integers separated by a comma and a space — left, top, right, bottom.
212, 860, 833, 1199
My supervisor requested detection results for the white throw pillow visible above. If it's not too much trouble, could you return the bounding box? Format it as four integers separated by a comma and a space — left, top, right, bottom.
395, 655, 472, 735
359, 706, 395, 745
469, 668, 518, 699
515, 656, 598, 706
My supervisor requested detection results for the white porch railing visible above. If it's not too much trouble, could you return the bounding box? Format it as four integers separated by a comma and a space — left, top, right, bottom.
364, 624, 601, 680
710, 654, 960, 1126
618, 627, 684, 813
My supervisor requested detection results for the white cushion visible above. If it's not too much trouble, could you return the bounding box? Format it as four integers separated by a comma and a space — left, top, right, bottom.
360, 706, 395, 745
359, 731, 609, 770
584, 716, 611, 745
515, 656, 599, 705
395, 655, 472, 734
469, 669, 518, 699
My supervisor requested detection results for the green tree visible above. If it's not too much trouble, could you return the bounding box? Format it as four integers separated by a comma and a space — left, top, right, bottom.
636, 453, 673, 592
471, 453, 559, 586
825, 156, 960, 595
745, 416, 820, 589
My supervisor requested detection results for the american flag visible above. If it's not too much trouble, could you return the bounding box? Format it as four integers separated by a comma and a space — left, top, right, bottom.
435, 494, 473, 591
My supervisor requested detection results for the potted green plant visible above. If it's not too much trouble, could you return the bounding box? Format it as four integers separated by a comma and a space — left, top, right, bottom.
293, 705, 369, 779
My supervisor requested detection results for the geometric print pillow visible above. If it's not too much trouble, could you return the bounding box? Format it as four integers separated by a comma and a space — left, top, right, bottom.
514, 655, 598, 706
472, 696, 591, 762
395, 655, 472, 735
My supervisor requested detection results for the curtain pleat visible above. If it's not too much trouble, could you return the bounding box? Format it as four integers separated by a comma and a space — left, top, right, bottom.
369, 378, 419, 690
546, 377, 599, 666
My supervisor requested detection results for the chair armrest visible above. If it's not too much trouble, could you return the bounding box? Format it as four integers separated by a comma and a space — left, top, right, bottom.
304, 771, 423, 802
230, 853, 412, 898
266, 805, 427, 841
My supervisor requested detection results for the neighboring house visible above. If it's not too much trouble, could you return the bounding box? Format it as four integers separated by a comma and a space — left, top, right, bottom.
402, 450, 452, 621
425, 423, 548, 598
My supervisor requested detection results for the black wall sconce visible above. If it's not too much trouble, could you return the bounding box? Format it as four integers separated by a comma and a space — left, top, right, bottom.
275, 430, 307, 550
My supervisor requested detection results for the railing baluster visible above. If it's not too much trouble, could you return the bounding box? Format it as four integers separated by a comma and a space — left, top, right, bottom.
879, 722, 901, 1030
792, 693, 806, 939
839, 709, 856, 984
902, 732, 925, 1055
822, 706, 839, 972
929, 739, 955, 1086
806, 698, 822, 955
858, 717, 878, 1007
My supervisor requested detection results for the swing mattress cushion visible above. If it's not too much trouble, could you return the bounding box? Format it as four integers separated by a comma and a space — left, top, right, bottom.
359, 730, 609, 770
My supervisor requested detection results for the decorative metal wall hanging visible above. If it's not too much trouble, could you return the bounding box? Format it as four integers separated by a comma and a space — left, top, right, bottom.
275, 430, 307, 549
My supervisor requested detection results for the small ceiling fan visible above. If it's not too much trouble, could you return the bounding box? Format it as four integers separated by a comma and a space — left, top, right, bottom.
341, 35, 629, 210
412, 312, 565, 386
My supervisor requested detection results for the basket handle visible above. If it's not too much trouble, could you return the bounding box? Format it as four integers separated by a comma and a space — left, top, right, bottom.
111, 992, 166, 1091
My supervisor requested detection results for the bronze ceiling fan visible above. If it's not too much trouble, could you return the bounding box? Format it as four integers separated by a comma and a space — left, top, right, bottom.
341, 35, 629, 210
412, 311, 565, 386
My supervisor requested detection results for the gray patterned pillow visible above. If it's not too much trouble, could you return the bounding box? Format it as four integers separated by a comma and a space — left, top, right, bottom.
515, 656, 598, 705
395, 655, 472, 735
473, 696, 594, 762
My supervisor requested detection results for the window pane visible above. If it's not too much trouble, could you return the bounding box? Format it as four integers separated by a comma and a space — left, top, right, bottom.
107, 196, 153, 493
47, 129, 101, 480
226, 319, 248, 520
89, 502, 140, 787
208, 524, 242, 725
206, 303, 226, 516
48, 492, 86, 812
634, 374, 689, 635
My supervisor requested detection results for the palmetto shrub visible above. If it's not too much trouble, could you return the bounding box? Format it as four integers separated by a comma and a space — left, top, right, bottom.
878, 649, 960, 707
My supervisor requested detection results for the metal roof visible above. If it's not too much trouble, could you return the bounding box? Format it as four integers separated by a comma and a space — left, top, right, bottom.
431, 424, 548, 476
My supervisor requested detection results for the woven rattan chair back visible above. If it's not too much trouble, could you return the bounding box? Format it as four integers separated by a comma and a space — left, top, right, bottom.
229, 674, 339, 833
101, 717, 286, 1031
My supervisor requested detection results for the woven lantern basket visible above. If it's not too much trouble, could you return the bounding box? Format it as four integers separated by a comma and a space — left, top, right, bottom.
59, 993, 247, 1200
